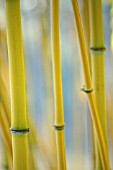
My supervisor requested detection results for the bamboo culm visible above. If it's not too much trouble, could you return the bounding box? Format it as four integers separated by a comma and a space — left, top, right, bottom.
51, 0, 66, 169
5, 0, 29, 169
89, 0, 109, 169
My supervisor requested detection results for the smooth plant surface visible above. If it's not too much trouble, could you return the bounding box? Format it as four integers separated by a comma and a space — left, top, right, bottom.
0, 0, 113, 170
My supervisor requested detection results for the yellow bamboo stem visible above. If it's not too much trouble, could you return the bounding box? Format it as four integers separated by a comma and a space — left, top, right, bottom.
89, 1, 109, 169
82, 0, 90, 61
0, 44, 37, 170
81, 1, 95, 167
5, 0, 29, 169
0, 55, 10, 96
5, 148, 13, 170
0, 76, 11, 124
0, 55, 37, 169
51, 0, 66, 169
0, 57, 12, 170
0, 104, 12, 161
71, 0, 110, 169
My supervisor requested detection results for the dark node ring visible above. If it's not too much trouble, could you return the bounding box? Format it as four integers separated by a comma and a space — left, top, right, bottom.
81, 86, 93, 94
10, 128, 30, 135
90, 47, 106, 51
90, 47, 106, 54
53, 124, 65, 130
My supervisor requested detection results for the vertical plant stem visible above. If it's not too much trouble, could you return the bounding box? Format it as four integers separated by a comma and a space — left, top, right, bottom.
71, 0, 110, 169
5, 0, 29, 170
0, 103, 12, 156
81, 0, 95, 167
89, 1, 109, 169
0, 103, 12, 170
82, 0, 90, 62
51, 0, 66, 169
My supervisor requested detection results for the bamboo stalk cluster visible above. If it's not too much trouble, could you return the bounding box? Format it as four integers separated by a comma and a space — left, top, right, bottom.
71, 0, 110, 170
2, 0, 111, 169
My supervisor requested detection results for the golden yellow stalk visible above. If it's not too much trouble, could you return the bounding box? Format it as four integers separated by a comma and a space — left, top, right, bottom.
81, 0, 90, 60
0, 41, 38, 169
5, 0, 29, 169
81, 1, 95, 167
0, 104, 12, 161
0, 76, 11, 124
0, 54, 37, 170
71, 0, 110, 169
89, 1, 109, 169
51, 0, 66, 169
0, 55, 10, 96
0, 56, 12, 170
4, 147, 13, 170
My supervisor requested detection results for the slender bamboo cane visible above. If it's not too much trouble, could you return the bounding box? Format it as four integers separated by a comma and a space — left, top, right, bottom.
51, 0, 66, 169
4, 145, 13, 170
5, 0, 29, 170
81, 1, 95, 167
71, 0, 110, 169
82, 0, 90, 62
0, 58, 12, 170
0, 54, 37, 170
0, 55, 10, 96
0, 104, 12, 162
0, 75, 11, 124
89, 1, 109, 170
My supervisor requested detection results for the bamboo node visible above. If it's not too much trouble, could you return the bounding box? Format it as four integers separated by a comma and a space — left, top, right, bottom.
81, 86, 93, 94
53, 124, 65, 131
90, 47, 106, 54
10, 128, 30, 135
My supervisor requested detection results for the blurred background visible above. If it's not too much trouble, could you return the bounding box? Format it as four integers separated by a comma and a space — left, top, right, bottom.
0, 0, 113, 169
